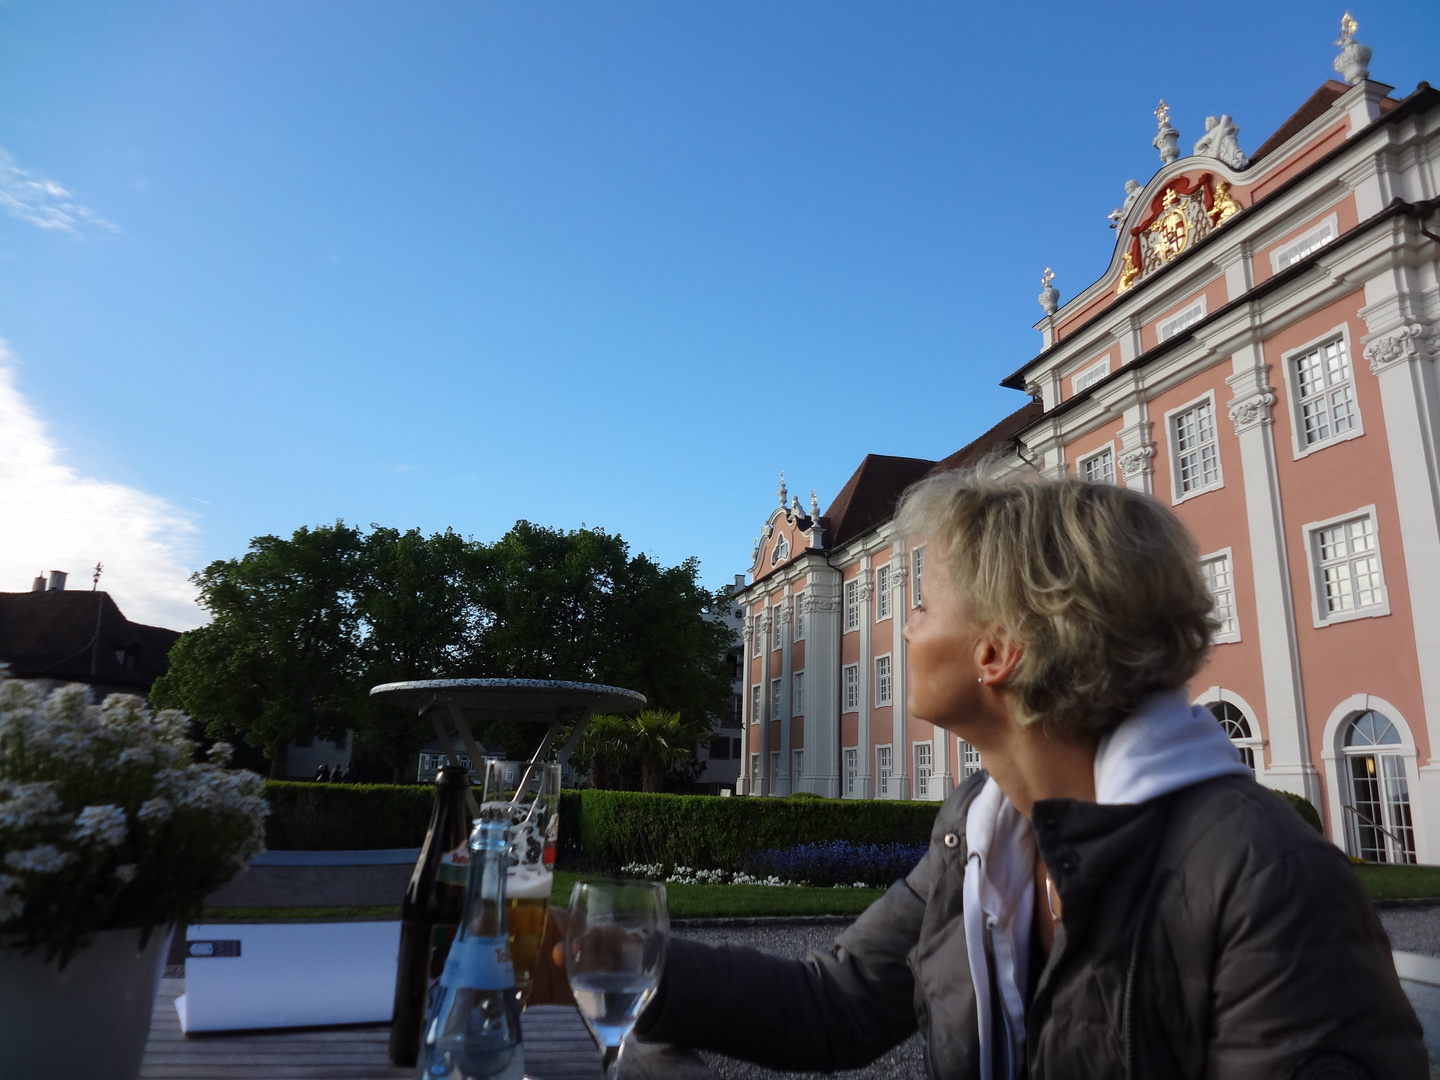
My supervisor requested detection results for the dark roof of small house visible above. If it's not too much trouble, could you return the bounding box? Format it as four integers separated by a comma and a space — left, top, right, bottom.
823, 455, 936, 550
0, 590, 182, 692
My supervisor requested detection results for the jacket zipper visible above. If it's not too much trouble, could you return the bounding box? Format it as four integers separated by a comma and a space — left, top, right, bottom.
982, 920, 1017, 1080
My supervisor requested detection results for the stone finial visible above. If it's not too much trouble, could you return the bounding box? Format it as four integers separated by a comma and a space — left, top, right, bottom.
1153, 99, 1180, 165
809, 489, 820, 522
1108, 179, 1143, 229
777, 471, 787, 507
790, 495, 802, 518
1334, 12, 1371, 85
1192, 114, 1248, 169
1038, 267, 1059, 315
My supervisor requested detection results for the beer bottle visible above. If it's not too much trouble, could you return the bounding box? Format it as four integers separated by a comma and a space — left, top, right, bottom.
388, 764, 471, 1066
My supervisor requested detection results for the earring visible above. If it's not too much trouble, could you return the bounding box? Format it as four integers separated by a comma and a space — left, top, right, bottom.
977, 677, 985, 685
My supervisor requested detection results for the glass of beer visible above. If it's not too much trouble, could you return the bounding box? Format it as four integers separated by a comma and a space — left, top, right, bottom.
481, 759, 561, 1010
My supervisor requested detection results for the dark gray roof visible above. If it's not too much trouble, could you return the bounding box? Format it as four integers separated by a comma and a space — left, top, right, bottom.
0, 590, 181, 691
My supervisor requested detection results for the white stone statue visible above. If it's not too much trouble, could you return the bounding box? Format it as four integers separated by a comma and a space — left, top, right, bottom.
1193, 115, 1248, 169
1153, 100, 1180, 165
1108, 179, 1143, 229
1334, 12, 1371, 86
1038, 267, 1059, 316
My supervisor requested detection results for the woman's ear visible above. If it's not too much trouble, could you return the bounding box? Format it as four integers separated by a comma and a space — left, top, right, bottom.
975, 628, 1024, 688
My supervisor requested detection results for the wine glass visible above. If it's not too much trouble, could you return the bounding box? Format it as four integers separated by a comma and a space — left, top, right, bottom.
480, 760, 562, 1011
564, 880, 669, 1080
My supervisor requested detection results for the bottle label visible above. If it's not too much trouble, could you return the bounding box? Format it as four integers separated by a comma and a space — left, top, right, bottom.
437, 840, 470, 886
440, 936, 515, 991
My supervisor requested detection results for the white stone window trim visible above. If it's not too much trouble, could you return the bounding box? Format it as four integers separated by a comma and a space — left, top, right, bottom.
792, 670, 805, 716
1301, 503, 1391, 628
751, 683, 762, 724
1076, 442, 1117, 485
913, 741, 935, 801
1199, 546, 1242, 644
843, 578, 860, 633
1281, 323, 1364, 461
793, 590, 805, 642
841, 663, 860, 713
792, 748, 804, 787
770, 677, 784, 718
1270, 212, 1339, 274
1318, 693, 1423, 860
875, 562, 893, 622
1156, 297, 1208, 343
1193, 686, 1265, 767
874, 653, 894, 708
843, 747, 859, 797
1071, 356, 1111, 395
875, 744, 895, 799
1163, 390, 1225, 505
911, 545, 925, 608
958, 738, 983, 778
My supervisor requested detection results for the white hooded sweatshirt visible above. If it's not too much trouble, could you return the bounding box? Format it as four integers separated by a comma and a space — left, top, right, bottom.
961, 689, 1253, 1079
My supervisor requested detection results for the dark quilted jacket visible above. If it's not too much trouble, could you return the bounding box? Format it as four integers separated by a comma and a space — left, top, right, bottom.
637, 772, 1425, 1078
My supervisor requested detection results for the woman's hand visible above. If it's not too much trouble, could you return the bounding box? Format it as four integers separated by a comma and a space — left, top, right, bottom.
525, 906, 575, 1006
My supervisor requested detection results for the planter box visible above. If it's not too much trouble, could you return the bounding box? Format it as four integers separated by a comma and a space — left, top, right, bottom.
176, 921, 401, 1032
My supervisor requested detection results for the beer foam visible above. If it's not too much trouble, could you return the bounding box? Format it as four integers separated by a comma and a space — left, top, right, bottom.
507, 865, 553, 900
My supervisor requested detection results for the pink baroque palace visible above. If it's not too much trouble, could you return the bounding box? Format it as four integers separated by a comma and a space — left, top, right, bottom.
732, 20, 1440, 867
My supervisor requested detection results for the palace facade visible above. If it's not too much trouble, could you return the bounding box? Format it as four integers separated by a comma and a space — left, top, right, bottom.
733, 29, 1440, 866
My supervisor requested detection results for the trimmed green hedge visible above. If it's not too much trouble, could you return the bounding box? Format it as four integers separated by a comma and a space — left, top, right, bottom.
264, 781, 583, 851
1276, 789, 1324, 833
576, 790, 940, 869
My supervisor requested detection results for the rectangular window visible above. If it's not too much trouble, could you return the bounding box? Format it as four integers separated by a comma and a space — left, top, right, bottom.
708, 735, 731, 760
1272, 214, 1338, 271
732, 693, 743, 726
1079, 447, 1115, 484
792, 749, 803, 784
876, 564, 892, 621
751, 684, 761, 722
1171, 397, 1221, 497
793, 592, 805, 640
732, 737, 742, 758
792, 671, 805, 715
844, 748, 858, 795
1312, 512, 1387, 621
750, 753, 760, 780
914, 742, 933, 800
842, 664, 860, 712
844, 579, 860, 632
961, 740, 982, 778
771, 678, 783, 717
772, 608, 784, 651
912, 546, 925, 607
769, 751, 781, 787
1156, 298, 1207, 342
875, 655, 893, 707
876, 745, 893, 798
752, 616, 763, 656
1293, 336, 1358, 448
1072, 358, 1111, 394
1200, 550, 1240, 642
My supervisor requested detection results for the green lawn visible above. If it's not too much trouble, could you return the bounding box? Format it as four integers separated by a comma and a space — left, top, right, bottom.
1353, 863, 1440, 900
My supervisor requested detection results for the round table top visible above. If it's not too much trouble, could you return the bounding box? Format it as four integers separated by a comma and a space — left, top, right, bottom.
368, 678, 646, 723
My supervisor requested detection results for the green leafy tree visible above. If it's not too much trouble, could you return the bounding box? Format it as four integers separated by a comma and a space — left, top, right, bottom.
630, 709, 710, 793
151, 523, 367, 776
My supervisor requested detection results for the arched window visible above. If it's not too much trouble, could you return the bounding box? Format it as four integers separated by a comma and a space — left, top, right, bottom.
1207, 700, 1257, 773
1342, 710, 1415, 864
770, 535, 789, 566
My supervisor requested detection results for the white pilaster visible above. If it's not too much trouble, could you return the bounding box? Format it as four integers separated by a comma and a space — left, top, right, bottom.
1225, 346, 1319, 806
777, 599, 793, 797
804, 572, 843, 799
739, 618, 754, 795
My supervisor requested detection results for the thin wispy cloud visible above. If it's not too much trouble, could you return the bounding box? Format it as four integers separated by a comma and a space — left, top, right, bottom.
0, 147, 117, 236
0, 347, 203, 629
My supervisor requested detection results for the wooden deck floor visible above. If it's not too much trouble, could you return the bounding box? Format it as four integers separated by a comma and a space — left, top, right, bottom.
140, 979, 713, 1080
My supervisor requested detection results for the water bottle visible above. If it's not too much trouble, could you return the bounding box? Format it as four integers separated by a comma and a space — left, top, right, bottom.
419, 819, 525, 1080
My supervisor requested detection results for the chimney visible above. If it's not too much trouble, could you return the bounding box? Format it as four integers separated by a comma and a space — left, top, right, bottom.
47, 571, 67, 592
31, 575, 45, 592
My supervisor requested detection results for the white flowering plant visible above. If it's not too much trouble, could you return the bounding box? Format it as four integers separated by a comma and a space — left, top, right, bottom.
0, 673, 268, 965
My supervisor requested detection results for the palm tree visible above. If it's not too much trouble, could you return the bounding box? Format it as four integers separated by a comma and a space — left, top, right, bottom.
630, 709, 708, 793
576, 713, 636, 790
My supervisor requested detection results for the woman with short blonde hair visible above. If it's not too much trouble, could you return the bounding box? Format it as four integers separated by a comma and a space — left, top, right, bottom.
606, 471, 1422, 1077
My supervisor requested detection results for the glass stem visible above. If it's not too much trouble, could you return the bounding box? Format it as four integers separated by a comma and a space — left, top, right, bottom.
602, 1042, 624, 1080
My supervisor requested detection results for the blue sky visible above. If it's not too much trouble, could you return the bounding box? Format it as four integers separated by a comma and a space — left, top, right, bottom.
1, 2, 1436, 627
